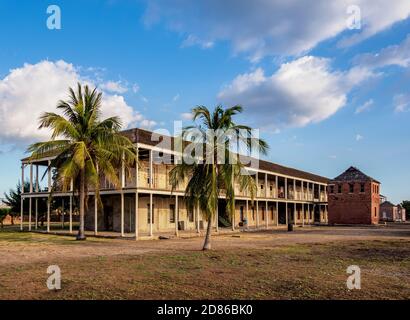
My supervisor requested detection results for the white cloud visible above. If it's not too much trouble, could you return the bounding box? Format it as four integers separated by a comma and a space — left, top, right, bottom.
181, 34, 214, 49
144, 0, 410, 59
393, 94, 410, 113
355, 99, 374, 114
218, 56, 375, 129
173, 94, 180, 102
100, 80, 128, 94
132, 83, 140, 93
354, 35, 410, 69
0, 60, 153, 146
180, 112, 193, 120
356, 134, 364, 141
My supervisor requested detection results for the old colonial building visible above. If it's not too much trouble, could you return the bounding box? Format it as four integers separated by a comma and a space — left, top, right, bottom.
19, 128, 329, 238
328, 166, 380, 225
380, 201, 407, 222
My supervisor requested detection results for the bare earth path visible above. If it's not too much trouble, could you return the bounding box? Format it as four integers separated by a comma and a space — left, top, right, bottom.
0, 224, 409, 299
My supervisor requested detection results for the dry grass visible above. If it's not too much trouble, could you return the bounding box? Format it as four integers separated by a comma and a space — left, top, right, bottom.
0, 225, 409, 300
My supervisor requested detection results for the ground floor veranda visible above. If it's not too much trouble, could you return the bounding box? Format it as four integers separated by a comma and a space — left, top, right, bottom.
20, 190, 329, 239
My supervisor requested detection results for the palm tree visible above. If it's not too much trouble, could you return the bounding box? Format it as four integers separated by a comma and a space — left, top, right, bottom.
169, 105, 268, 250
27, 83, 136, 240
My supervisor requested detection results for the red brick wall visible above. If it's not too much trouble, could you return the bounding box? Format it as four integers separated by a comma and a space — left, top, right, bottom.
328, 181, 379, 225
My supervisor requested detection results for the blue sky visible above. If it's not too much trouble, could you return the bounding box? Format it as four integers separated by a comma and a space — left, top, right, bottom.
0, 0, 409, 203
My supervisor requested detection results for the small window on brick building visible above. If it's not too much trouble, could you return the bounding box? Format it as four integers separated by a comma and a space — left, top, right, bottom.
329, 185, 334, 194
349, 183, 354, 193
360, 183, 365, 193
338, 184, 342, 193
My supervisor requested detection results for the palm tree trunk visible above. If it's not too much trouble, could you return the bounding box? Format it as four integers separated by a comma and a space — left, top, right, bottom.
76, 169, 86, 240
202, 216, 213, 250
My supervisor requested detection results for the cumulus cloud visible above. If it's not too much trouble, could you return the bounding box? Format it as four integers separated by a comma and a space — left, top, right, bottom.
180, 112, 193, 120
100, 80, 128, 94
354, 35, 410, 69
218, 56, 376, 129
355, 99, 374, 114
143, 0, 410, 59
0, 60, 153, 146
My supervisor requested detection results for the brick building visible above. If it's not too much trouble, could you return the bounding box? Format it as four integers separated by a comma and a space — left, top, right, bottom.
328, 166, 380, 225
380, 201, 407, 222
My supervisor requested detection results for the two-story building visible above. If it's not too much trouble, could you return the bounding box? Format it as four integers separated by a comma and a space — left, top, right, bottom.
19, 128, 329, 239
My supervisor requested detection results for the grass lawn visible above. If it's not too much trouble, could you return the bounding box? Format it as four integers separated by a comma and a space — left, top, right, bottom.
0, 225, 409, 300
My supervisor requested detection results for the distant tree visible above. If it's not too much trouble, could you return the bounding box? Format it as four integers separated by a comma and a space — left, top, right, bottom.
0, 208, 11, 228
3, 181, 48, 227
3, 181, 28, 225
401, 200, 410, 220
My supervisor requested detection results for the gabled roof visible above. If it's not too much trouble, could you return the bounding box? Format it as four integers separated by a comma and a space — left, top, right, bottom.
332, 166, 380, 184
380, 201, 395, 207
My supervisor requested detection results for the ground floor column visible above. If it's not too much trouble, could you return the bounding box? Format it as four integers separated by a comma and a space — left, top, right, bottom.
20, 198, 23, 231
196, 205, 200, 233
28, 197, 32, 231
121, 192, 125, 237
216, 201, 219, 232
35, 198, 38, 230
149, 193, 153, 237
69, 195, 73, 234
47, 198, 51, 233
256, 200, 259, 229
265, 200, 268, 229
135, 192, 139, 240
174, 195, 178, 237
293, 203, 297, 225
302, 203, 305, 227
276, 201, 279, 226
246, 199, 249, 230
285, 202, 288, 225
94, 195, 98, 235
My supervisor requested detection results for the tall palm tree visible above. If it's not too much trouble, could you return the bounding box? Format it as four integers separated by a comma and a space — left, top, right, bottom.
169, 105, 268, 250
28, 83, 136, 240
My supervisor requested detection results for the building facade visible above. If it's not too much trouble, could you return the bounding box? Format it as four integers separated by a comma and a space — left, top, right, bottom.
380, 201, 406, 222
328, 167, 380, 225
20, 128, 329, 238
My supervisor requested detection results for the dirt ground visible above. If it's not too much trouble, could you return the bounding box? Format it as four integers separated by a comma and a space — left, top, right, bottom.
0, 224, 409, 299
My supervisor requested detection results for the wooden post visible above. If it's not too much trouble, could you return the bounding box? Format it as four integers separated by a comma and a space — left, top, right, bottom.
265, 200, 268, 229
149, 193, 153, 237
256, 200, 259, 229
69, 195, 73, 233
285, 177, 288, 199
276, 201, 279, 226
175, 195, 178, 237
216, 201, 219, 232
35, 198, 38, 230
135, 192, 139, 240
28, 197, 32, 231
196, 204, 200, 233
302, 203, 305, 227
246, 199, 249, 230
121, 192, 125, 237
275, 175, 278, 198
265, 173, 268, 198
94, 195, 98, 235
47, 199, 51, 233
294, 202, 297, 225
285, 202, 288, 225
293, 180, 296, 200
